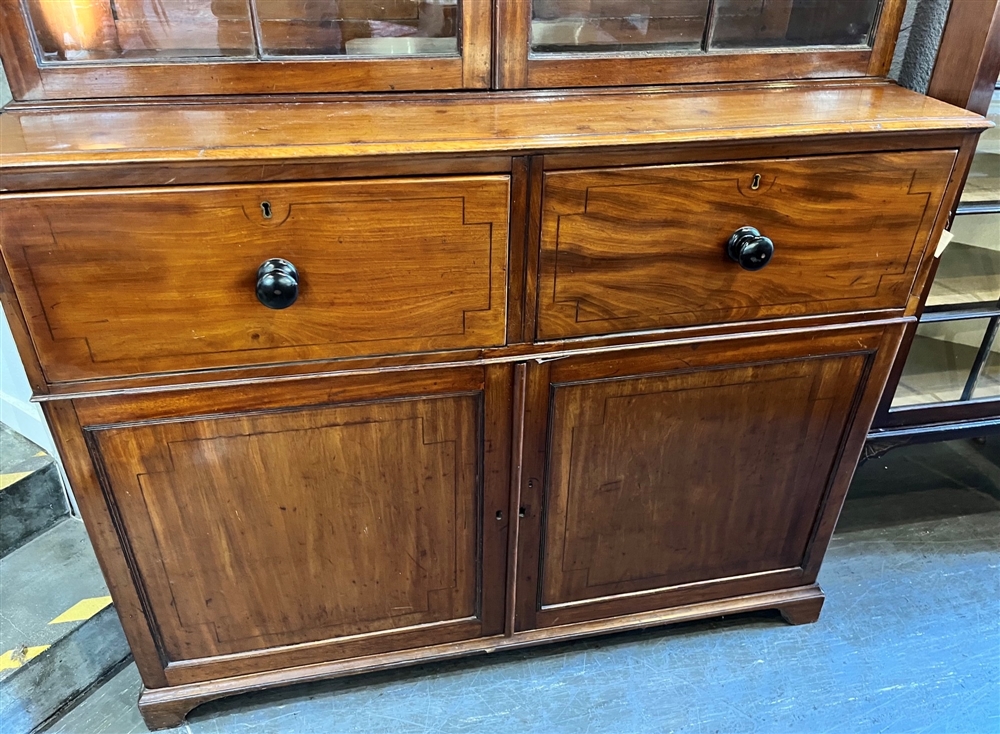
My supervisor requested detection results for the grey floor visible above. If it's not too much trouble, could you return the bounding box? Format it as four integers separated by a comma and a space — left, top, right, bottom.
47, 439, 1000, 734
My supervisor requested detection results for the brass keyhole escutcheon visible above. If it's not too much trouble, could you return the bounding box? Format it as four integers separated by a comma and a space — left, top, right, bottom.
751, 173, 762, 191
261, 201, 273, 219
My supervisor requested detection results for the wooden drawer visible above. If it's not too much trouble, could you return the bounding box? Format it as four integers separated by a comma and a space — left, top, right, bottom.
536, 151, 957, 340
0, 177, 510, 383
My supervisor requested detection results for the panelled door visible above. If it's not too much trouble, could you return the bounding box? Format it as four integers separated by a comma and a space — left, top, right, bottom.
514, 325, 899, 630
71, 364, 512, 686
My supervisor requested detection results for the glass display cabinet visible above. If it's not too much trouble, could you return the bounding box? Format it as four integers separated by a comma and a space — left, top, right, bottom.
0, 0, 991, 729
898, 95, 1000, 404
1, 0, 906, 96
867, 0, 1000, 453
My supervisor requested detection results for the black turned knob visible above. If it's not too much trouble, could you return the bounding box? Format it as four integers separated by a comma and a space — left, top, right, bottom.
256, 258, 299, 309
726, 226, 774, 271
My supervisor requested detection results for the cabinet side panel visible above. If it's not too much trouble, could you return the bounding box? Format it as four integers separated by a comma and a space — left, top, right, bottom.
41, 400, 169, 687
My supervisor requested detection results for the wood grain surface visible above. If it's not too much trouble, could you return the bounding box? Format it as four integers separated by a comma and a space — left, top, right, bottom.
67, 364, 513, 685
536, 151, 957, 339
93, 397, 481, 659
539, 348, 866, 607
0, 84, 987, 175
513, 323, 897, 630
0, 177, 509, 382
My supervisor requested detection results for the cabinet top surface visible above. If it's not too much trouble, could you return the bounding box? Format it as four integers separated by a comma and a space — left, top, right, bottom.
0, 83, 989, 172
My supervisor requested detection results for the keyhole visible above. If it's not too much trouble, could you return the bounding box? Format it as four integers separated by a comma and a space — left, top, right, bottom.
750, 174, 761, 191
261, 201, 273, 219
496, 510, 503, 520
519, 507, 526, 518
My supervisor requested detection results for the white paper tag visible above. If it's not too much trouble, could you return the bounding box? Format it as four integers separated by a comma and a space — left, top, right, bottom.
934, 229, 955, 258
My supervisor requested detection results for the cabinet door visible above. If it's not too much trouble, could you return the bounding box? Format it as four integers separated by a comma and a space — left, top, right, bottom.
496, 0, 902, 89
513, 326, 899, 630
66, 365, 511, 687
3, 0, 491, 100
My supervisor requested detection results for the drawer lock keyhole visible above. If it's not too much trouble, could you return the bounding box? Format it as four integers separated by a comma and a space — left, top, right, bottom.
750, 174, 762, 191
261, 201, 273, 219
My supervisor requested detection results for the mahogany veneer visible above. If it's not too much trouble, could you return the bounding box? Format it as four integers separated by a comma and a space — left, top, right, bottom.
0, 13, 990, 726
1, 177, 510, 382
536, 151, 956, 339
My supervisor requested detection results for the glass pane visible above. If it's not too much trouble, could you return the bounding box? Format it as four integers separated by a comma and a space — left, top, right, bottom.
26, 0, 255, 61
25, 0, 459, 62
710, 0, 882, 50
257, 0, 458, 57
973, 331, 1000, 400
960, 86, 1000, 206
891, 319, 991, 408
530, 0, 711, 54
926, 212, 1000, 307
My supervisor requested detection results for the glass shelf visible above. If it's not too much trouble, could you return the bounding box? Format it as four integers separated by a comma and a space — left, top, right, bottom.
891, 318, 994, 408
887, 83, 1000, 415
529, 0, 883, 55
26, 0, 459, 62
530, 0, 709, 54
926, 212, 1000, 308
959, 86, 1000, 207
710, 0, 881, 49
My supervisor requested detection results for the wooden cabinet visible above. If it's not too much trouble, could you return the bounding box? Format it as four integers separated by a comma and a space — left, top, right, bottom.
0, 0, 991, 728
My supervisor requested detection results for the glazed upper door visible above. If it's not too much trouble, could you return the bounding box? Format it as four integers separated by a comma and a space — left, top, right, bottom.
0, 0, 491, 99
70, 365, 512, 686
496, 0, 905, 88
513, 325, 900, 631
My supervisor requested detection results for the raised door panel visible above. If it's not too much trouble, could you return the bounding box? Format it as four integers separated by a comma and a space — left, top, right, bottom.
515, 326, 894, 629
536, 151, 955, 340
76, 365, 511, 685
1, 177, 509, 382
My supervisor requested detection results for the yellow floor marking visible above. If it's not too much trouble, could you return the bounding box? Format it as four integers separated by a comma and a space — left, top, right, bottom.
0, 645, 50, 671
0, 471, 32, 491
49, 596, 113, 625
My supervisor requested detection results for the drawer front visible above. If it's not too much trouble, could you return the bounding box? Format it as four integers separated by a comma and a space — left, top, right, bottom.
1, 177, 509, 382
536, 151, 956, 340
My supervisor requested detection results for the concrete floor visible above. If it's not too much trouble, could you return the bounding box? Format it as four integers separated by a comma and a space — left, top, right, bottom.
46, 439, 1000, 734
